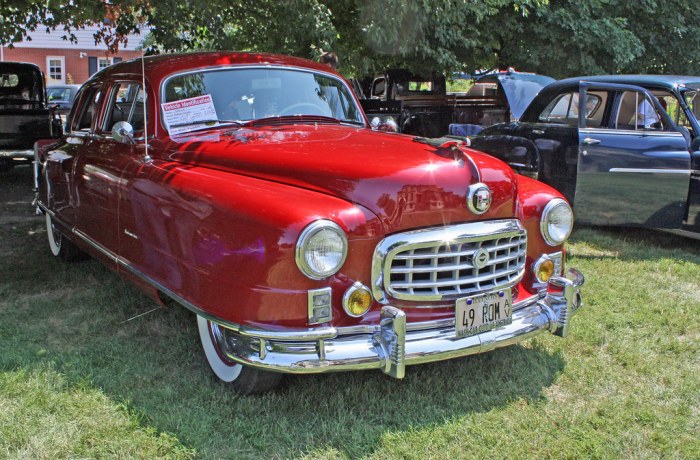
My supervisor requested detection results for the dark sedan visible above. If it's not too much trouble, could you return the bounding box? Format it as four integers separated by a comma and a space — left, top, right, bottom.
471, 75, 700, 238
47, 84, 81, 118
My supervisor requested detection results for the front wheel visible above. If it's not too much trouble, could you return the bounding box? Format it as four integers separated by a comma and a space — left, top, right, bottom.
46, 213, 86, 262
196, 315, 282, 394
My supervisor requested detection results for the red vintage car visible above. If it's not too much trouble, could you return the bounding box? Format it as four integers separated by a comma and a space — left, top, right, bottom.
34, 52, 584, 394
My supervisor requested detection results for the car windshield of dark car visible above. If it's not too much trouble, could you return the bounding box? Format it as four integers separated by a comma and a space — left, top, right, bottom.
47, 87, 74, 103
162, 68, 364, 129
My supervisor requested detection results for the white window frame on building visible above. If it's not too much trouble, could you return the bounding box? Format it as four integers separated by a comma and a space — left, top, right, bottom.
98, 57, 113, 71
46, 56, 65, 84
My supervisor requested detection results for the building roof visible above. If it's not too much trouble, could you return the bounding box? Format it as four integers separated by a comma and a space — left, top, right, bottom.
8, 25, 147, 51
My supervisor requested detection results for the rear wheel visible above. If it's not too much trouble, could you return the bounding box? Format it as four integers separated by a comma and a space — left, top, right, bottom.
196, 315, 283, 394
46, 213, 86, 262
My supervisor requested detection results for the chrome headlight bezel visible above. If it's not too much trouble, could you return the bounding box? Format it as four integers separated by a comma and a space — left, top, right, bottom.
295, 220, 348, 280
540, 198, 574, 246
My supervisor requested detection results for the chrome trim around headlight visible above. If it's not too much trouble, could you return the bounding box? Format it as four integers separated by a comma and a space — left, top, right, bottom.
540, 198, 573, 246
295, 220, 348, 280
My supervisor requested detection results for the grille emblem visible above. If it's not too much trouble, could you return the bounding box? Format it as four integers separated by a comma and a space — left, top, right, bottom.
473, 248, 490, 269
467, 183, 492, 214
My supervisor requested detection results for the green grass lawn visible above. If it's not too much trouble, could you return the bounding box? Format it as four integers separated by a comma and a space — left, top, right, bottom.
1, 166, 699, 459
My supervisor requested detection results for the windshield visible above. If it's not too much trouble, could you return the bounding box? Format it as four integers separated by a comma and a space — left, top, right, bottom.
162, 67, 364, 129
47, 87, 75, 103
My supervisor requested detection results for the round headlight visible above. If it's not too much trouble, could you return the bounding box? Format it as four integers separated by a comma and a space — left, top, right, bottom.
295, 220, 348, 279
540, 198, 574, 246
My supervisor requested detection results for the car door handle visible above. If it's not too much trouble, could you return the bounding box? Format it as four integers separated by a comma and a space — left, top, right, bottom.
532, 129, 545, 135
581, 137, 601, 145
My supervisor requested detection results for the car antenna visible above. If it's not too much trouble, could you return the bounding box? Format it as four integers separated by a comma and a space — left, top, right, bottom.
141, 50, 152, 163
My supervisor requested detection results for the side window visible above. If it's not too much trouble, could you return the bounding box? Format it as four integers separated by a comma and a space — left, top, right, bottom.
615, 91, 665, 131
102, 82, 147, 133
70, 87, 102, 133
539, 91, 603, 127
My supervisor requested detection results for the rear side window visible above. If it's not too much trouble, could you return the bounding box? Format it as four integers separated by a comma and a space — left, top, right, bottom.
102, 82, 147, 133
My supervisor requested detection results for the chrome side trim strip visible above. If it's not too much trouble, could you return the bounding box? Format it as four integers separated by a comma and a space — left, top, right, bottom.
609, 168, 690, 175
580, 128, 685, 137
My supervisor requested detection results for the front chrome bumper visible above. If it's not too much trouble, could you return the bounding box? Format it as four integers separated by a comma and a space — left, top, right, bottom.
218, 268, 585, 378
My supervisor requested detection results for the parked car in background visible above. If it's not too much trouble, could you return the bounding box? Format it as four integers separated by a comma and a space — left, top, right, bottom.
0, 62, 61, 172
360, 69, 553, 137
448, 70, 555, 135
47, 84, 81, 118
471, 75, 700, 238
35, 52, 584, 394
360, 69, 449, 136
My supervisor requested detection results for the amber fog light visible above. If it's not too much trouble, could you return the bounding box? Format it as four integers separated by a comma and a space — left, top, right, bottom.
343, 282, 372, 317
533, 252, 563, 283
535, 258, 554, 283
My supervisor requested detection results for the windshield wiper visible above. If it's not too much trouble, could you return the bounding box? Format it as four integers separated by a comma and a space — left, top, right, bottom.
169, 119, 244, 130
241, 114, 365, 127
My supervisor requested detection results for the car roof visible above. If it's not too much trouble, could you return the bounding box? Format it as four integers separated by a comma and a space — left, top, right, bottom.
553, 75, 700, 90
85, 52, 342, 86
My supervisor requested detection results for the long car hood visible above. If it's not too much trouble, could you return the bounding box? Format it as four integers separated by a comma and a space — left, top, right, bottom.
158, 124, 517, 233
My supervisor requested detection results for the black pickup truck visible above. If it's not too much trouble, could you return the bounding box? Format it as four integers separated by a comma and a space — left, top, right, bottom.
359, 69, 553, 138
0, 62, 62, 172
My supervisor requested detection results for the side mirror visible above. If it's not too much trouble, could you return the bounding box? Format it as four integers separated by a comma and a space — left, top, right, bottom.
112, 121, 135, 144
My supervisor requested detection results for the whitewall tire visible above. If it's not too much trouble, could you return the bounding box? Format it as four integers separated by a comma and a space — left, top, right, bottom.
196, 315, 283, 394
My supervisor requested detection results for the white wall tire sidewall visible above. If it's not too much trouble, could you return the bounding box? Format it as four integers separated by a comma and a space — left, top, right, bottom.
196, 315, 243, 383
46, 213, 62, 257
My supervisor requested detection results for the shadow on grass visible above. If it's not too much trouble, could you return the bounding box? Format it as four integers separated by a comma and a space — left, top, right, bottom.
569, 224, 700, 264
1, 166, 565, 458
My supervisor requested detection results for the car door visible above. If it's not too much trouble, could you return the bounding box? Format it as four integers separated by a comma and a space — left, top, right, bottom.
43, 83, 102, 231
574, 82, 691, 228
71, 81, 132, 262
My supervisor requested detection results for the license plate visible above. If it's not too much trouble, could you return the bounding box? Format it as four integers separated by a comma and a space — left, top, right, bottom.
456, 290, 512, 338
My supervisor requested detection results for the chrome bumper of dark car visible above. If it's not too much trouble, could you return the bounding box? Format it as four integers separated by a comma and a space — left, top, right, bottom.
0, 149, 33, 160
215, 268, 585, 378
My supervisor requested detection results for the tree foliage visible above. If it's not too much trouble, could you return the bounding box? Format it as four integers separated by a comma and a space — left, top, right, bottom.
1, 0, 699, 78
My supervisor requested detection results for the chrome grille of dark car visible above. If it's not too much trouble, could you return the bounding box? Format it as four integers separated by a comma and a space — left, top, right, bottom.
372, 220, 527, 302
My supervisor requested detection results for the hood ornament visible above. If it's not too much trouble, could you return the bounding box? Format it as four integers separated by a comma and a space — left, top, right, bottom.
467, 183, 492, 214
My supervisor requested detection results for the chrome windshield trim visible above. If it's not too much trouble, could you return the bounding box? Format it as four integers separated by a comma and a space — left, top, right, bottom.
159, 64, 365, 132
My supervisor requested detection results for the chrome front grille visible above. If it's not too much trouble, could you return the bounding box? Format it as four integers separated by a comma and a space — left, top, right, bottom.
371, 220, 527, 302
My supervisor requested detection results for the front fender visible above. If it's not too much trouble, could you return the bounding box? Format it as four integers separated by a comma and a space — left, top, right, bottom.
515, 175, 569, 292
125, 162, 383, 328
